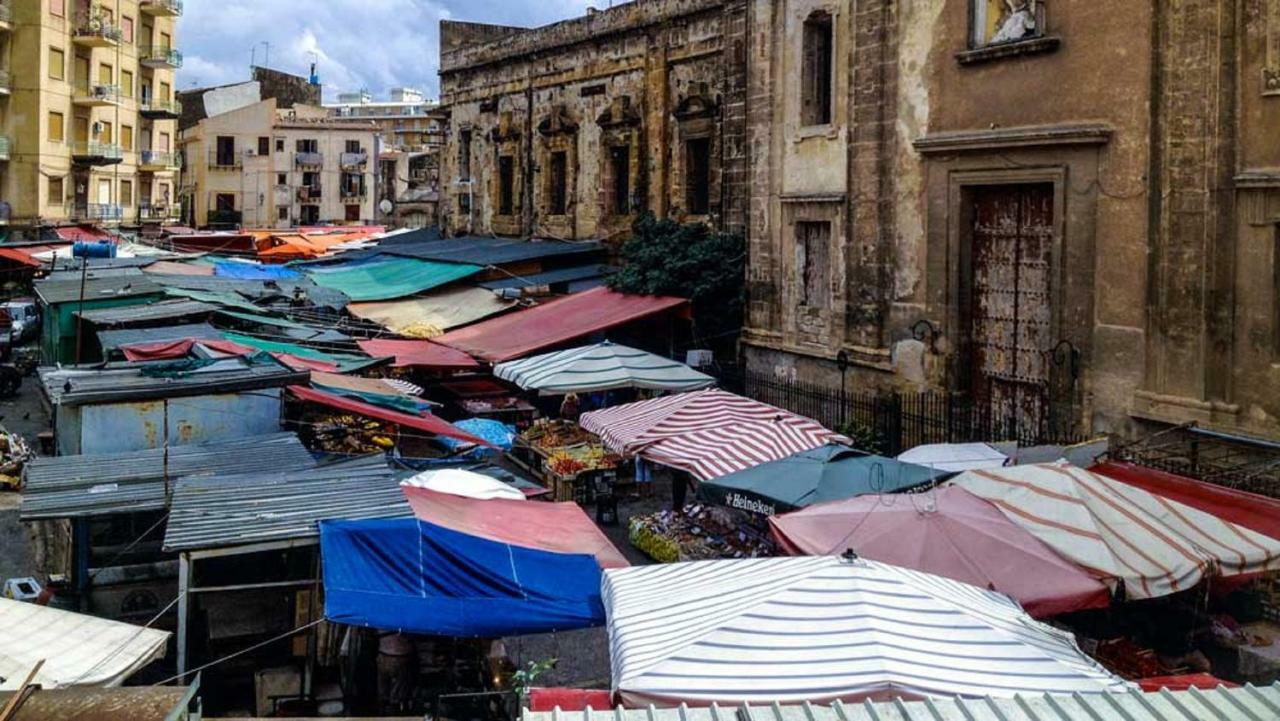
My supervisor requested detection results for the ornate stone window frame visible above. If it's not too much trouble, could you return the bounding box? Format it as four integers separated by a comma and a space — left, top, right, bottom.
596, 96, 643, 221
1266, 0, 1280, 96
957, 0, 1059, 66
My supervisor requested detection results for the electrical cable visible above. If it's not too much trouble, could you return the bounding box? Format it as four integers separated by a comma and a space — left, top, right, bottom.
152, 618, 324, 687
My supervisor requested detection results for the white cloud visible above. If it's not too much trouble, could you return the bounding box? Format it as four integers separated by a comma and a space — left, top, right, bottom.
177, 0, 607, 101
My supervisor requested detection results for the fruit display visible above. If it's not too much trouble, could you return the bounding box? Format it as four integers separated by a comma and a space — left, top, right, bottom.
520, 421, 621, 479
525, 419, 596, 450
308, 414, 398, 455
629, 505, 778, 563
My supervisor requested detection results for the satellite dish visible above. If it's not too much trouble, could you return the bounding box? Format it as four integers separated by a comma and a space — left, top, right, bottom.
379, 199, 393, 214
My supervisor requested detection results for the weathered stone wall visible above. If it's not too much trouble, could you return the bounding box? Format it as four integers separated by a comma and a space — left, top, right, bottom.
438, 0, 747, 242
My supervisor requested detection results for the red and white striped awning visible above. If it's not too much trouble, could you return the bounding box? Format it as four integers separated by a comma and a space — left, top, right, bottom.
580, 389, 847, 481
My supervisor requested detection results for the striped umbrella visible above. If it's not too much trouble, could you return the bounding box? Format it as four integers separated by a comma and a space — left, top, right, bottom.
494, 342, 714, 395
580, 389, 847, 481
603, 556, 1132, 707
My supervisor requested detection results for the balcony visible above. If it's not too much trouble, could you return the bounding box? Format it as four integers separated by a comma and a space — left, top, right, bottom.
340, 185, 367, 202
0, 135, 9, 162
140, 96, 182, 120
73, 20, 123, 48
72, 141, 124, 165
139, 150, 180, 172
139, 46, 183, 70
297, 185, 322, 203
339, 151, 368, 169
140, 0, 183, 17
208, 150, 242, 171
74, 203, 123, 222
139, 202, 180, 221
0, 69, 9, 95
294, 152, 323, 168
0, 4, 11, 33
207, 209, 242, 227
73, 84, 120, 107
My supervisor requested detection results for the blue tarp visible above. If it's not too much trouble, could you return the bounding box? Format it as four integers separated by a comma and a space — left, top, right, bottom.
320, 518, 605, 637
213, 261, 304, 281
438, 418, 516, 460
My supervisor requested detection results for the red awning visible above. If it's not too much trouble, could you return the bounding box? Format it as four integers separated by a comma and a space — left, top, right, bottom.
53, 226, 113, 241
287, 385, 491, 447
527, 689, 614, 712
121, 338, 258, 362
402, 486, 630, 569
355, 338, 480, 370
1092, 461, 1280, 541
1137, 674, 1238, 692
435, 287, 690, 363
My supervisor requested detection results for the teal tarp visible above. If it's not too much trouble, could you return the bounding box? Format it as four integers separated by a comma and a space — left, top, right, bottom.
304, 256, 482, 302
220, 332, 384, 373
697, 444, 951, 516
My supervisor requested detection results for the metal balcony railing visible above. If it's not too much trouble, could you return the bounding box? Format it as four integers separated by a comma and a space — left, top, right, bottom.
74, 20, 123, 44
208, 150, 242, 170
75, 84, 121, 104
140, 0, 183, 16
85, 203, 123, 221
72, 141, 124, 162
139, 203, 180, 220
339, 151, 368, 168
0, 135, 9, 161
294, 152, 323, 167
340, 185, 368, 200
140, 150, 180, 168
140, 96, 182, 117
140, 46, 183, 68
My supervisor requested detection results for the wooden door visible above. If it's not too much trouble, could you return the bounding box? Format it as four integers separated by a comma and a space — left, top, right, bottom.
968, 184, 1054, 441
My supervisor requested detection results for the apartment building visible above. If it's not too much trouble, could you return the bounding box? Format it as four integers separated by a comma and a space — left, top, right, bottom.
3, 0, 182, 237
326, 87, 444, 229
179, 98, 378, 229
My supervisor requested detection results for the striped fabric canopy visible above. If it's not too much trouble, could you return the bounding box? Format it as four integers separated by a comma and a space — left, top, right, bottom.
603, 556, 1131, 707
580, 389, 846, 481
952, 464, 1280, 600
494, 342, 714, 395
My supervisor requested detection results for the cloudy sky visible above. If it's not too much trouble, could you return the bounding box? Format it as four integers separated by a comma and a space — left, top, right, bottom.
176, 0, 607, 101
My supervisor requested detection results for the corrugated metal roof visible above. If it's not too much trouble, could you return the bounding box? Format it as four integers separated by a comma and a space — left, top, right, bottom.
0, 685, 196, 721
39, 357, 308, 406
21, 433, 315, 520
380, 236, 605, 266
147, 274, 348, 309
34, 274, 163, 305
77, 300, 220, 326
96, 322, 222, 351
163, 455, 414, 552
522, 684, 1280, 721
479, 264, 616, 290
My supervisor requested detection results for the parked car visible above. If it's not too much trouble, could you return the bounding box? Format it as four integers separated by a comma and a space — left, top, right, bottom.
1, 299, 39, 345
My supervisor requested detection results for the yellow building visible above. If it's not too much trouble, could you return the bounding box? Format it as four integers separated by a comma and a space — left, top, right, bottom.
179, 99, 378, 228
3, 0, 182, 237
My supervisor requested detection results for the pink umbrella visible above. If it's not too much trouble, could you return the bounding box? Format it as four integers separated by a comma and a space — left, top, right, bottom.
768, 486, 1111, 618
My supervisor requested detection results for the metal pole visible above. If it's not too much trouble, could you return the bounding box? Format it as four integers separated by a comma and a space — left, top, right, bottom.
176, 552, 190, 680
74, 257, 89, 364
163, 399, 170, 500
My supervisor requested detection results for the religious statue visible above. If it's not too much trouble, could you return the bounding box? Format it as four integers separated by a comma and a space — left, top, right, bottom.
991, 0, 1039, 45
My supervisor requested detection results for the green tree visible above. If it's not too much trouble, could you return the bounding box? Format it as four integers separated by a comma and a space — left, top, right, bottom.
608, 214, 746, 352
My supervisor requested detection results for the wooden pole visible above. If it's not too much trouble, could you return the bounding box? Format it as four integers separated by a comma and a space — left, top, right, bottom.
0, 659, 45, 721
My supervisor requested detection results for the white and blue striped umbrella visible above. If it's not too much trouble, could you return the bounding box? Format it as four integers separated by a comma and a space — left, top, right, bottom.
603, 556, 1132, 707
494, 342, 715, 395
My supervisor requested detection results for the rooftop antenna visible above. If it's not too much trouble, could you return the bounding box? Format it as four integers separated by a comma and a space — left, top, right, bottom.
308, 51, 320, 86
261, 41, 272, 69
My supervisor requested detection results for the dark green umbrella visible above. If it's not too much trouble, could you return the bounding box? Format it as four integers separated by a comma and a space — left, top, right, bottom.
697, 443, 950, 516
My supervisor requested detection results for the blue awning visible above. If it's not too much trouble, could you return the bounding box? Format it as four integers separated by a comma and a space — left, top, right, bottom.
320, 518, 605, 637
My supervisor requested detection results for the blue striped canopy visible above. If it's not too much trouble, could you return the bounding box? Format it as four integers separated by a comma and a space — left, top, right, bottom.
494, 342, 714, 395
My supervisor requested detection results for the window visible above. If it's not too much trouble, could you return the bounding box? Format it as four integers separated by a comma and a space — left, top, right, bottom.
459, 129, 472, 180
276, 172, 288, 186
121, 16, 134, 43
47, 177, 65, 205
159, 81, 171, 101
48, 112, 64, 142
215, 136, 235, 166
611, 145, 631, 216
275, 137, 285, 152
160, 32, 172, 49
99, 63, 113, 87
548, 151, 568, 215
121, 124, 133, 151
120, 69, 133, 97
215, 193, 235, 211
278, 206, 289, 221
99, 121, 113, 144
801, 11, 834, 126
158, 131, 170, 151
296, 139, 318, 153
345, 205, 361, 222
796, 221, 831, 308
345, 139, 362, 153
49, 47, 65, 80
50, 0, 64, 17
120, 180, 133, 206
685, 137, 711, 215
257, 136, 270, 156
971, 0, 1044, 48
498, 156, 515, 216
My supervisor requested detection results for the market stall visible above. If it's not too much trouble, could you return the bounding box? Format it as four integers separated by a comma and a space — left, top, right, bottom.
509, 419, 624, 502
628, 503, 777, 563
436, 378, 538, 427
493, 341, 714, 395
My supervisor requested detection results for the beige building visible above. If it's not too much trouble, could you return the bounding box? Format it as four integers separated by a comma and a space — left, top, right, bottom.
179, 98, 378, 228
3, 0, 182, 237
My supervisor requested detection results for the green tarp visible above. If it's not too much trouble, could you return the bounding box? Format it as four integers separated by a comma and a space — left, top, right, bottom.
304, 256, 483, 302
220, 332, 385, 373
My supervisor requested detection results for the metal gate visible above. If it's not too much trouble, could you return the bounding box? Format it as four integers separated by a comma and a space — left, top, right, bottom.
968, 184, 1055, 441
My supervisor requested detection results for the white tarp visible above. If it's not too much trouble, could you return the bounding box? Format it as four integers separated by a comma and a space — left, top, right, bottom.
0, 597, 171, 690
897, 443, 1009, 473
495, 342, 714, 395
603, 556, 1130, 707
952, 463, 1280, 599
400, 468, 526, 501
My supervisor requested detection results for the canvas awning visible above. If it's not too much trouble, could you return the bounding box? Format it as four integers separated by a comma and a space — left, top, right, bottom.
435, 287, 689, 363
768, 486, 1112, 618
494, 341, 714, 395
952, 464, 1280, 599
355, 338, 480, 370
401, 469, 527, 501
287, 385, 491, 447
347, 287, 517, 338
0, 598, 170, 690
321, 518, 606, 637
580, 389, 847, 481
699, 444, 947, 515
402, 485, 629, 568
603, 557, 1130, 707
897, 443, 1009, 473
1092, 461, 1280, 541
304, 255, 482, 302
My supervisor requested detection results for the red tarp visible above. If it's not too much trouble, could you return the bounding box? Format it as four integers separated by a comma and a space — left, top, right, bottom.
53, 226, 112, 242
355, 338, 480, 370
768, 486, 1112, 618
1137, 674, 1237, 692
0, 244, 68, 268
287, 385, 491, 447
1092, 461, 1280, 541
527, 689, 613, 712
402, 486, 630, 569
435, 287, 689, 363
121, 337, 257, 362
